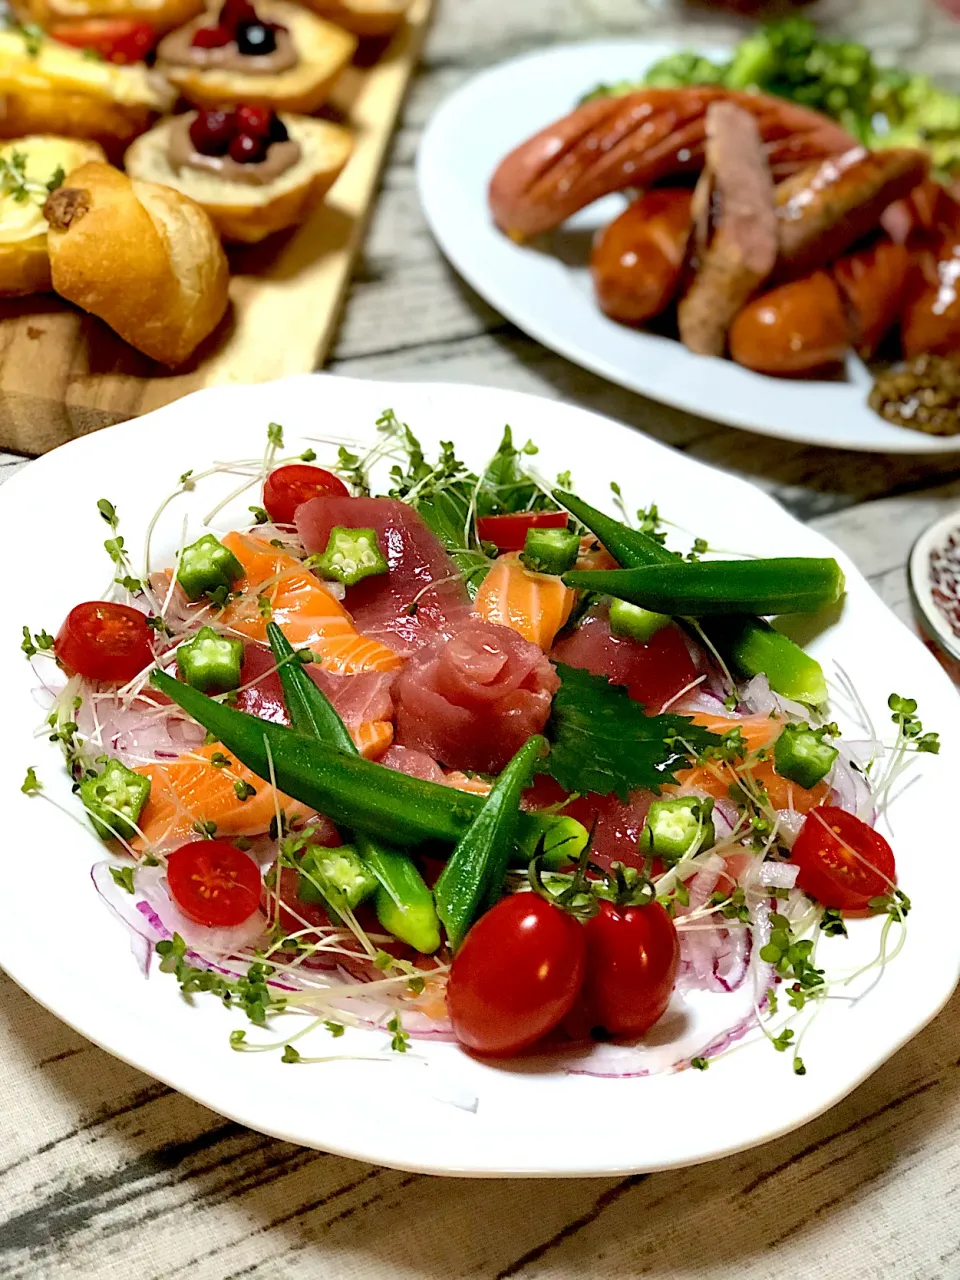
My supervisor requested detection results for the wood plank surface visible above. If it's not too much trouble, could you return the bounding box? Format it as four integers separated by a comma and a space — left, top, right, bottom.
0, 0, 433, 457
2, 0, 960, 1277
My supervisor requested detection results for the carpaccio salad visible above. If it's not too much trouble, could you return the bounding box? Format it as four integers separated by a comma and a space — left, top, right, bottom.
22, 414, 938, 1076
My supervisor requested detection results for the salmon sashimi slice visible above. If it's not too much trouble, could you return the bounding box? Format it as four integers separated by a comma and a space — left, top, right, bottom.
671, 713, 828, 813
133, 742, 312, 851
472, 553, 575, 650
351, 719, 394, 760
687, 711, 781, 752
217, 532, 402, 675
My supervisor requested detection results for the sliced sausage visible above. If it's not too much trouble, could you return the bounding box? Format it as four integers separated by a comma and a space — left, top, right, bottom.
728, 271, 851, 376
901, 237, 960, 359
590, 188, 693, 325
677, 102, 778, 357
489, 87, 854, 240
773, 147, 928, 280
832, 239, 912, 358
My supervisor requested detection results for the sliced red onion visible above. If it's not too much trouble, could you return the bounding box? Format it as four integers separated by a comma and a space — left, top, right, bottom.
739, 673, 809, 722
758, 861, 799, 889
135, 865, 269, 955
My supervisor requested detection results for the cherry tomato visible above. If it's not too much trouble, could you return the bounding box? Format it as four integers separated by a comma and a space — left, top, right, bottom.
791, 805, 896, 911
581, 899, 679, 1038
51, 18, 157, 63
475, 511, 569, 551
447, 894, 586, 1056
167, 839, 263, 927
262, 464, 349, 524
55, 601, 154, 684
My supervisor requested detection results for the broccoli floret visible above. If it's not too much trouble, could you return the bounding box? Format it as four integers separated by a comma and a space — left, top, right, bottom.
644, 51, 728, 89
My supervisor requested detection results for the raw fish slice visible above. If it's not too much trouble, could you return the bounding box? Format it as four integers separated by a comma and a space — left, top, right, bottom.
218, 533, 402, 675
394, 620, 558, 774
296, 495, 471, 652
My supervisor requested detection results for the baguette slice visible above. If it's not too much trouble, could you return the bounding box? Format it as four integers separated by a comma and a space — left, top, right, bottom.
44, 161, 230, 364
0, 28, 174, 158
158, 1, 357, 113
125, 113, 353, 243
0, 136, 106, 296
11, 0, 203, 36
293, 0, 409, 37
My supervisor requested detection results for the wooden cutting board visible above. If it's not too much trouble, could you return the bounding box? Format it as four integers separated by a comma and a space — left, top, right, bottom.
0, 0, 433, 457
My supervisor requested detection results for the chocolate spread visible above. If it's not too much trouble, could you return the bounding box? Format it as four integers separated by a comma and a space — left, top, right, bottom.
158, 20, 298, 74
168, 114, 302, 187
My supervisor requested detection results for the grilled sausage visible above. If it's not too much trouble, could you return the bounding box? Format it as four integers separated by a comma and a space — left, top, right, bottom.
678, 102, 778, 357
832, 239, 912, 358
773, 146, 928, 280
489, 88, 854, 240
901, 237, 960, 359
728, 271, 851, 375
590, 188, 693, 324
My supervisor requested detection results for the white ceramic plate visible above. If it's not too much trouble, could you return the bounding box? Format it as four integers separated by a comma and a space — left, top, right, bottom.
2, 374, 959, 1177
417, 40, 960, 455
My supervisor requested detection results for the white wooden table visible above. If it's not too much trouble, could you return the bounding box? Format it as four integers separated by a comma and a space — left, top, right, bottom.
3, 1, 960, 1275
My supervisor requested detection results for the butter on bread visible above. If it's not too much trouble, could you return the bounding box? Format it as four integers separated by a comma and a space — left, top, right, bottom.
125, 113, 353, 243
11, 0, 204, 36
0, 135, 105, 296
294, 0, 409, 37
0, 28, 174, 158
158, 1, 356, 113
44, 161, 230, 364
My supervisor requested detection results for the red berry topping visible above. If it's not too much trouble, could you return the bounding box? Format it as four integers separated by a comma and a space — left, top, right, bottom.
191, 23, 232, 47
219, 0, 256, 32
229, 132, 268, 164
189, 108, 236, 156
235, 105, 272, 137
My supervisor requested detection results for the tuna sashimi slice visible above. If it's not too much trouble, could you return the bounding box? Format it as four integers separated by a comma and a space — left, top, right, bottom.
550, 605, 702, 712
523, 774, 654, 873
393, 619, 558, 774
296, 495, 471, 652
235, 641, 396, 760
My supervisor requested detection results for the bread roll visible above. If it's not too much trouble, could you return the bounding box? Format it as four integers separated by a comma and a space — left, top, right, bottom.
158, 1, 356, 113
11, 0, 203, 36
44, 161, 230, 364
125, 112, 352, 242
0, 136, 106, 296
0, 28, 173, 158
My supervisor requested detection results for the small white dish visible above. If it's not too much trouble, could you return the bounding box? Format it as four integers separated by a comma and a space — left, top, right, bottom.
416, 39, 960, 455
1, 374, 958, 1176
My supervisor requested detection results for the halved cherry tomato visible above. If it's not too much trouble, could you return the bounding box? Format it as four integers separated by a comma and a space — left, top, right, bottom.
447, 894, 586, 1056
55, 601, 154, 684
476, 510, 568, 552
791, 805, 896, 911
581, 899, 679, 1037
167, 839, 263, 927
50, 19, 157, 63
262, 464, 350, 525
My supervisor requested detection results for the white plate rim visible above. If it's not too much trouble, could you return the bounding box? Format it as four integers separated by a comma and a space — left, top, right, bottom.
2, 372, 959, 1177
